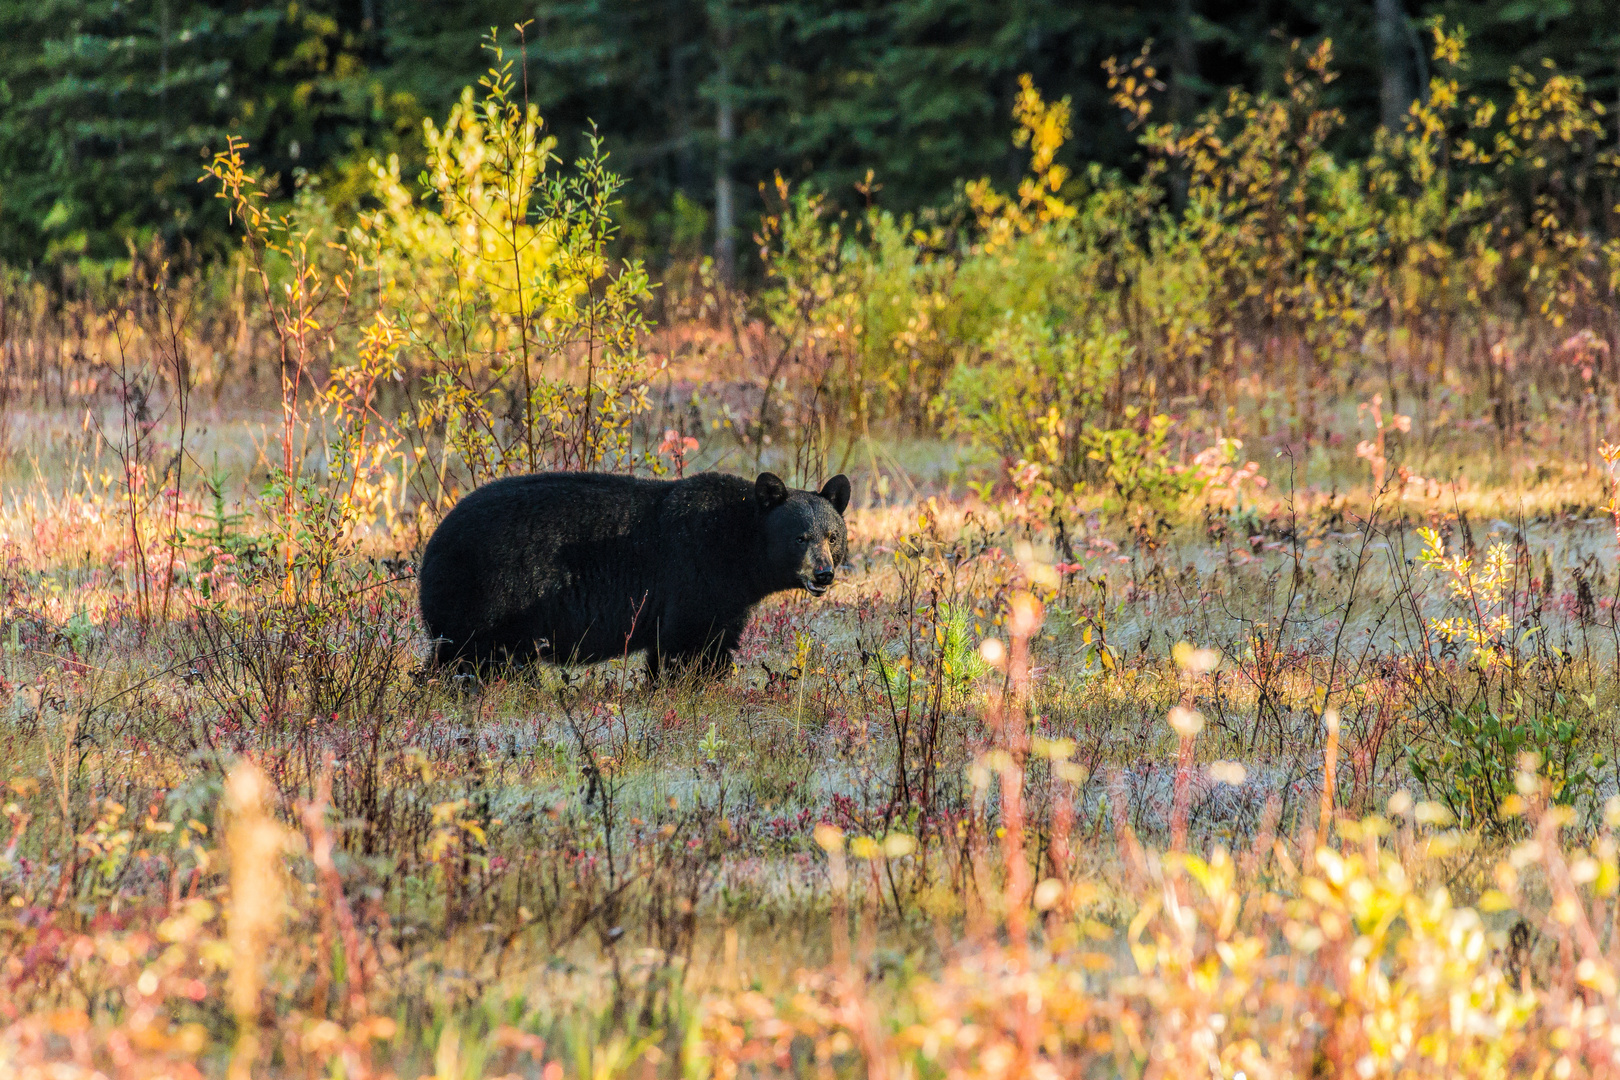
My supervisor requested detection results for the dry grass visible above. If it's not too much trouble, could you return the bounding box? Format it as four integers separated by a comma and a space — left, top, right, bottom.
5, 403, 1620, 1078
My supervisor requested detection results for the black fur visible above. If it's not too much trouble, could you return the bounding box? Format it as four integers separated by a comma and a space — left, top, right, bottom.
418, 470, 850, 679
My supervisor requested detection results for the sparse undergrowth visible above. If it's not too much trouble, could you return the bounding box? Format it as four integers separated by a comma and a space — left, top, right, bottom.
8, 409, 1620, 1076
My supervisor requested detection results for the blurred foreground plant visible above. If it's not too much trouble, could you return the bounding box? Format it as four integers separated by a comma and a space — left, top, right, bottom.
701, 708, 1620, 1080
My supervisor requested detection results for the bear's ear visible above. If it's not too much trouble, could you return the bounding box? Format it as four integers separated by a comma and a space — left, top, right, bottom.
755, 472, 789, 510
819, 474, 851, 515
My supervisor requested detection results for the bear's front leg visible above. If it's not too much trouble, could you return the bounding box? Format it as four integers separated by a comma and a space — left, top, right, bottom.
646, 617, 746, 685
647, 645, 731, 684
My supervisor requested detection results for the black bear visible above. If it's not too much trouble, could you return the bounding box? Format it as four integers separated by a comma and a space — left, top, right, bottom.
417, 470, 851, 679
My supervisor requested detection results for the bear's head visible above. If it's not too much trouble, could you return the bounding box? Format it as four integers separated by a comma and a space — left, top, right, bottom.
756, 472, 851, 596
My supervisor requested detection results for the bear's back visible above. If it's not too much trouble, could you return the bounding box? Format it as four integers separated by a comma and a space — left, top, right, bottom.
419, 471, 759, 665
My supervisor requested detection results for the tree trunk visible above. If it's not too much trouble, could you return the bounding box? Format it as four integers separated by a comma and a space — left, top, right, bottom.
1169, 0, 1198, 125
714, 12, 736, 286
1375, 0, 1417, 132
1167, 0, 1199, 213
668, 0, 694, 195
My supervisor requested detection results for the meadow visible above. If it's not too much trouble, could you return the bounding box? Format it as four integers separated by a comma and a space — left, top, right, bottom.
13, 26, 1620, 1079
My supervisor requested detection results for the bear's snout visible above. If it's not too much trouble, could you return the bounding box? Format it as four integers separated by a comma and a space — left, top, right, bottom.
802, 546, 838, 595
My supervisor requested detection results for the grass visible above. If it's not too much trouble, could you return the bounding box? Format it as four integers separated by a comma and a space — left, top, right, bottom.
8, 394, 1620, 1078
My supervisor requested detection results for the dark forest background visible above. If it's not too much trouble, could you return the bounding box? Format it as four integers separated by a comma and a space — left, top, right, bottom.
2, 0, 1617, 283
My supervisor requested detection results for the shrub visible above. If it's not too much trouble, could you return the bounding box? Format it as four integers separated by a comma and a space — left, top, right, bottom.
360, 34, 654, 506
1405, 526, 1604, 830
760, 27, 1620, 512
205, 28, 657, 551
